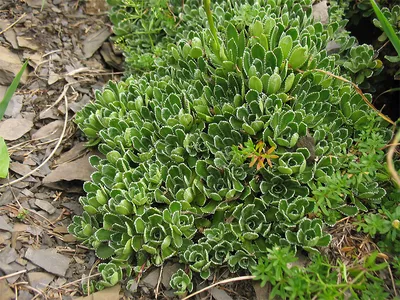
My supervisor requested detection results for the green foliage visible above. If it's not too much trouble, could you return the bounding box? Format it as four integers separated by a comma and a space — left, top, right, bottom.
341, 44, 383, 85
0, 138, 9, 178
107, 0, 206, 74
96, 262, 124, 290
329, 1, 400, 83
371, 1, 400, 55
356, 206, 400, 253
170, 269, 193, 297
251, 246, 391, 299
70, 0, 399, 294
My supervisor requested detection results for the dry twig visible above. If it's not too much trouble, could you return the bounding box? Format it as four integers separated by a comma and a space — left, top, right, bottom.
0, 13, 26, 35
154, 263, 164, 299
0, 269, 27, 280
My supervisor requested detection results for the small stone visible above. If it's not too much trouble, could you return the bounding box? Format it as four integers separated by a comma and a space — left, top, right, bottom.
43, 155, 95, 183
312, 0, 329, 24
48, 70, 61, 85
0, 21, 18, 49
141, 268, 160, 289
31, 120, 63, 142
210, 287, 233, 300
28, 272, 55, 290
0, 246, 18, 264
17, 290, 32, 300
0, 261, 25, 283
34, 199, 56, 214
161, 262, 181, 288
17, 36, 39, 50
4, 95, 23, 118
0, 216, 13, 232
25, 248, 70, 277
0, 46, 28, 85
82, 27, 111, 59
0, 278, 15, 300
0, 119, 33, 141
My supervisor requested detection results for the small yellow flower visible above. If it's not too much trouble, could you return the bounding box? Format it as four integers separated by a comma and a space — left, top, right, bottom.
392, 219, 400, 229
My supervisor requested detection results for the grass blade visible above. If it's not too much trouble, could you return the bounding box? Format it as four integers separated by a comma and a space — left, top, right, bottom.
0, 137, 9, 178
370, 0, 400, 56
0, 60, 28, 121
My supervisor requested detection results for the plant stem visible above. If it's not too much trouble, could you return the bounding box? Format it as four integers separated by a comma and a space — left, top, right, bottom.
204, 0, 220, 52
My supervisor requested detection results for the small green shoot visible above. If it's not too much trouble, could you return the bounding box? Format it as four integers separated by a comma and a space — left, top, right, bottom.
0, 60, 28, 120
0, 138, 9, 178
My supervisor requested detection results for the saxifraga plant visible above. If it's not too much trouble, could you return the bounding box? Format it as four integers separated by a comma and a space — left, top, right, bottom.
70, 0, 399, 294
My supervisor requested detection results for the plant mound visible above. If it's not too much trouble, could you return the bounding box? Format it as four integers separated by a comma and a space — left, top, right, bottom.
70, 0, 398, 291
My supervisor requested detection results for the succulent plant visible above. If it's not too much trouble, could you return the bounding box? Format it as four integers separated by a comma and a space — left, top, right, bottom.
70, 0, 398, 292
96, 263, 123, 290
285, 219, 332, 254
170, 269, 194, 297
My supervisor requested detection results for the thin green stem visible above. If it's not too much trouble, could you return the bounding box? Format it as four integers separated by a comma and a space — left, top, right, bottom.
204, 0, 220, 52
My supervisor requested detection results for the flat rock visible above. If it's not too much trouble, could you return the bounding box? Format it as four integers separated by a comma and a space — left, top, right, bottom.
210, 287, 233, 300
0, 261, 25, 283
28, 272, 55, 290
17, 36, 39, 50
0, 278, 14, 300
56, 142, 86, 164
0, 215, 13, 232
326, 41, 342, 54
0, 246, 18, 264
4, 95, 23, 118
25, 248, 70, 277
253, 282, 269, 300
0, 189, 18, 206
100, 42, 123, 70
0, 21, 18, 49
83, 27, 111, 59
69, 94, 91, 113
0, 118, 33, 141
43, 155, 95, 183
34, 199, 56, 214
9, 161, 42, 177
75, 284, 120, 300
39, 107, 60, 120
48, 70, 61, 85
161, 262, 181, 288
141, 268, 160, 289
0, 46, 28, 85
31, 120, 63, 141
312, 0, 328, 24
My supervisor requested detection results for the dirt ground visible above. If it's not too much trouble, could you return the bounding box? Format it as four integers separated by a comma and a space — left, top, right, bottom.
0, 1, 261, 299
